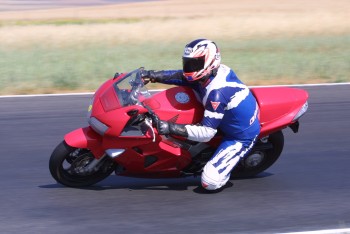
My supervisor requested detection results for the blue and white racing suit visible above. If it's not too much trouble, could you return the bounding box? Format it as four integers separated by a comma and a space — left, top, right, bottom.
153, 64, 260, 190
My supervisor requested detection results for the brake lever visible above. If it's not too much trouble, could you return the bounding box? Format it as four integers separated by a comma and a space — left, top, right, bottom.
145, 117, 156, 142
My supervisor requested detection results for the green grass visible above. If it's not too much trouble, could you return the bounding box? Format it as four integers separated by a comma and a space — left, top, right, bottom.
220, 35, 350, 84
1, 34, 349, 94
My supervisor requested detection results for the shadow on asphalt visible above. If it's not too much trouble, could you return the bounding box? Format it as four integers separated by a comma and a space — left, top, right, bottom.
39, 172, 274, 193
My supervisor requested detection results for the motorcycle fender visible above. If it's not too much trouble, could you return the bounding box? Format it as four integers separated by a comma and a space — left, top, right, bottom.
64, 127, 104, 158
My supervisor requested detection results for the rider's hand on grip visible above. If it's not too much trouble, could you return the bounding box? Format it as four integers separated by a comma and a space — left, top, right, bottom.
156, 120, 170, 135
142, 77, 150, 85
150, 113, 170, 135
141, 69, 150, 78
150, 112, 160, 126
141, 70, 156, 84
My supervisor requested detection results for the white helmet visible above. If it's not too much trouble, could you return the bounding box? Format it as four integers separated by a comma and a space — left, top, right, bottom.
182, 39, 221, 81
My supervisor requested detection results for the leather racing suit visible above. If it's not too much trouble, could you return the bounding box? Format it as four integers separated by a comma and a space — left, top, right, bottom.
146, 64, 260, 190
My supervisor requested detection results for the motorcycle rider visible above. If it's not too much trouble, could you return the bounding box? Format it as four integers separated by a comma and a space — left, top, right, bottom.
142, 39, 261, 191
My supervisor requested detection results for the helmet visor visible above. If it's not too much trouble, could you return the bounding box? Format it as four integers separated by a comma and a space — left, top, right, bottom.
183, 56, 205, 73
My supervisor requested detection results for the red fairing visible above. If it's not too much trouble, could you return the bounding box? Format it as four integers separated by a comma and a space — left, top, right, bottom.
111, 140, 192, 177
100, 85, 122, 111
90, 76, 145, 137
251, 87, 309, 137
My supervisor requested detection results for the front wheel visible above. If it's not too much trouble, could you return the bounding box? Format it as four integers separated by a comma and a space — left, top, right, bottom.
49, 141, 116, 187
230, 130, 284, 178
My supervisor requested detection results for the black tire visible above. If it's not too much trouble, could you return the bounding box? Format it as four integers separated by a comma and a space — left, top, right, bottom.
49, 141, 116, 187
230, 130, 284, 178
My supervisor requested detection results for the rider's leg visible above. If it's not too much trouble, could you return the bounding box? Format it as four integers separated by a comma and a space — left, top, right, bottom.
201, 137, 256, 190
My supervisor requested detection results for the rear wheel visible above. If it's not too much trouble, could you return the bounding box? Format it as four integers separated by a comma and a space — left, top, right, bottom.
49, 141, 116, 187
230, 130, 284, 178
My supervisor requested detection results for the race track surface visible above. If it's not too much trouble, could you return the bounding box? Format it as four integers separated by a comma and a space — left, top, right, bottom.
0, 85, 349, 233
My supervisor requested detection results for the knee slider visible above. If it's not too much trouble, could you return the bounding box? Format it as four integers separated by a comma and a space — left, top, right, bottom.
201, 163, 229, 190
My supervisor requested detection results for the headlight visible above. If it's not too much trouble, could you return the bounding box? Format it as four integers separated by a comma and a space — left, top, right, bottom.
88, 117, 109, 135
293, 101, 308, 121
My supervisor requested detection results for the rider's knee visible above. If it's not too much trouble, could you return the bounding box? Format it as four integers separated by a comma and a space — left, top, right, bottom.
201, 162, 229, 191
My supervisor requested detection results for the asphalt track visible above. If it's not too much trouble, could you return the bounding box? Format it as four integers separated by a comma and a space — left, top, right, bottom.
0, 84, 350, 234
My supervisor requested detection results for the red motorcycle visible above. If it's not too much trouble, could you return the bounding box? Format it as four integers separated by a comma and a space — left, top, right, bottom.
49, 68, 309, 187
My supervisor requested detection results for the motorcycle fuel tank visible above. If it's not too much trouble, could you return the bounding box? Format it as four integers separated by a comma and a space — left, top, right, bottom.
143, 86, 204, 125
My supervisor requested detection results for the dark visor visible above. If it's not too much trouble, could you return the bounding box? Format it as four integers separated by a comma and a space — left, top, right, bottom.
183, 56, 205, 73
